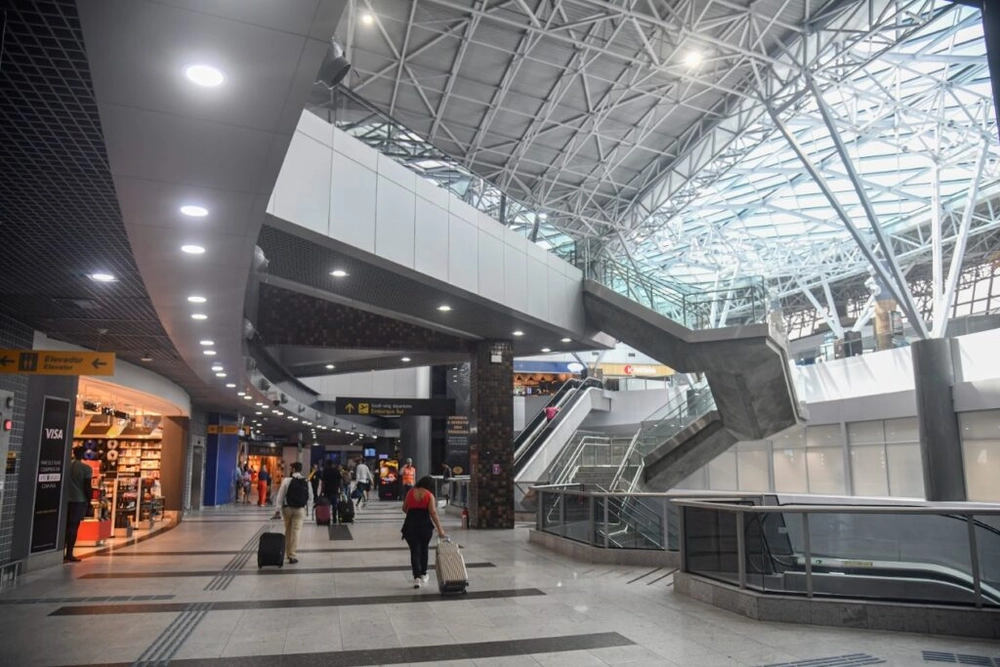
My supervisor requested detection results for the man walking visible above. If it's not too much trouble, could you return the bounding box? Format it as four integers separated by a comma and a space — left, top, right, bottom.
271, 461, 312, 564
65, 445, 93, 563
354, 458, 373, 506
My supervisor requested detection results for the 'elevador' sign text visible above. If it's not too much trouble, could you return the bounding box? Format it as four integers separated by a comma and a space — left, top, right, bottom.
335, 397, 455, 417
0, 350, 115, 376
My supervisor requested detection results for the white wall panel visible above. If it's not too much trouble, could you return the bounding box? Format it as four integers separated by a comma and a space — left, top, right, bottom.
503, 244, 528, 311
448, 215, 478, 292
332, 126, 378, 170
415, 176, 450, 210
478, 211, 504, 239
414, 197, 449, 281
958, 328, 1000, 382
330, 153, 376, 252
377, 152, 416, 191
504, 226, 527, 250
375, 175, 416, 268
303, 368, 428, 401
478, 232, 504, 303
547, 271, 571, 325
297, 110, 332, 147
526, 257, 549, 319
449, 198, 478, 224
272, 132, 330, 236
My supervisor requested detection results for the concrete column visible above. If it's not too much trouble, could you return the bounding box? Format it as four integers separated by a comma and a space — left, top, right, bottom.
873, 299, 897, 351
911, 338, 967, 501
468, 340, 514, 529
400, 416, 432, 482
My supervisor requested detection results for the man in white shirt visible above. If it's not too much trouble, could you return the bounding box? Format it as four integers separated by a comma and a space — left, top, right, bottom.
354, 458, 373, 506
271, 461, 313, 564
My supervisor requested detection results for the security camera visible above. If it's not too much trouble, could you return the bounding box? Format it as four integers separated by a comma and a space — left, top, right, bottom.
272, 399, 281, 407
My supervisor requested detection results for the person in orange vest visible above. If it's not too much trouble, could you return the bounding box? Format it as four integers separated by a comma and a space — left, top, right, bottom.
401, 458, 417, 500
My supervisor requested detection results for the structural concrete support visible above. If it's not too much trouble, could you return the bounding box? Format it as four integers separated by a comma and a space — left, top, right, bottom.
400, 416, 432, 483
911, 338, 967, 502
468, 340, 514, 529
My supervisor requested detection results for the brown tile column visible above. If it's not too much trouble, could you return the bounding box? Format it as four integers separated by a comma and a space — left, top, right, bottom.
468, 340, 514, 529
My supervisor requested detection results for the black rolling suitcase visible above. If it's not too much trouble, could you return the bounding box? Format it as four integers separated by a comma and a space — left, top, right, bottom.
337, 499, 354, 524
257, 531, 285, 568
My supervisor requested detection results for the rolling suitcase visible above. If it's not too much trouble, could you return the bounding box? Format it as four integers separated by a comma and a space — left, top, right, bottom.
315, 496, 332, 526
434, 537, 468, 594
257, 530, 285, 568
337, 498, 354, 524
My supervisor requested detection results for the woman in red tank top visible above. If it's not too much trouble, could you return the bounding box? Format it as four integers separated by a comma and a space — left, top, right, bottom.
401, 476, 447, 588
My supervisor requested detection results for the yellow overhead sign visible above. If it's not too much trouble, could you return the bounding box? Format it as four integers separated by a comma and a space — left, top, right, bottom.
0, 350, 115, 376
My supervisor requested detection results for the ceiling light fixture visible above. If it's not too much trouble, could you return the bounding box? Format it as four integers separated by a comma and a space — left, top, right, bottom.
181, 245, 205, 254
243, 395, 252, 400
330, 270, 348, 277
187, 295, 207, 303
180, 205, 208, 218
211, 364, 223, 371
401, 357, 411, 362
140, 354, 153, 362
437, 305, 452, 312
541, 348, 551, 353
561, 338, 571, 343
361, 12, 374, 25
215, 372, 227, 377
512, 330, 524, 336
191, 313, 208, 320
237, 392, 245, 396
89, 272, 116, 282
325, 364, 335, 370
185, 64, 226, 87
199, 340, 214, 346
684, 51, 703, 67
203, 349, 216, 356
226, 383, 236, 388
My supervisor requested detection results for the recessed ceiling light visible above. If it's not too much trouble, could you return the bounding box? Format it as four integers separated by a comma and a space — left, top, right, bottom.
512, 330, 524, 336
272, 409, 281, 414
185, 64, 225, 87
187, 295, 207, 303
402, 357, 411, 362
438, 305, 452, 312
180, 205, 208, 218
211, 364, 223, 371
226, 383, 236, 388
243, 395, 252, 400
140, 354, 153, 362
561, 338, 571, 343
181, 245, 205, 254
200, 340, 214, 346
237, 392, 245, 396
203, 349, 216, 355
191, 313, 208, 320
325, 364, 335, 370
89, 272, 116, 282
361, 12, 374, 24
255, 411, 262, 415
541, 348, 551, 353
330, 270, 348, 277
684, 51, 703, 67
215, 372, 227, 377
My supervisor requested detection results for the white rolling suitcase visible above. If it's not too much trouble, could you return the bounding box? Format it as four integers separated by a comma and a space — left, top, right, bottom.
434, 537, 468, 594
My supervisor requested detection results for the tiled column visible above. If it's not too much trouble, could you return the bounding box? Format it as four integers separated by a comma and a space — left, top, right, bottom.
468, 340, 514, 529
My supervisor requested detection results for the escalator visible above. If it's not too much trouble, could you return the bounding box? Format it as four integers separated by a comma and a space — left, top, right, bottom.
513, 377, 605, 479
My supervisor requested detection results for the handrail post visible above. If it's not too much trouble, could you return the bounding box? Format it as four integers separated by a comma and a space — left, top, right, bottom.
661, 496, 669, 551
559, 490, 566, 538
802, 513, 813, 598
678, 505, 687, 572
736, 511, 747, 589
536, 489, 542, 531
588, 495, 595, 546
604, 494, 610, 549
967, 513, 983, 608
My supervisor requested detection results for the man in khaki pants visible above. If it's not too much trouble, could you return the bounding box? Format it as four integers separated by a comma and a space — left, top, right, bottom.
271, 461, 312, 564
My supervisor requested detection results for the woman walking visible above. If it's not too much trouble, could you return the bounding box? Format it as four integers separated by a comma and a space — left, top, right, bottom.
258, 465, 271, 506
401, 476, 446, 588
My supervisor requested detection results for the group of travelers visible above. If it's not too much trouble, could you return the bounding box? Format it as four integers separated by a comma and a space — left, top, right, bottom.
232, 463, 279, 506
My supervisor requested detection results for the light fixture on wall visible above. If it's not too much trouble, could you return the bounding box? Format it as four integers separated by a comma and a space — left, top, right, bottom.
316, 40, 350, 88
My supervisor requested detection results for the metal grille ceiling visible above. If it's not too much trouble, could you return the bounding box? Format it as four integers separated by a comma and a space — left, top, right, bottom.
0, 0, 220, 409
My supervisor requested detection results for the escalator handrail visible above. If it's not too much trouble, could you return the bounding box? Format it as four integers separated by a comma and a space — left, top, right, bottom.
514, 378, 603, 462
514, 381, 603, 473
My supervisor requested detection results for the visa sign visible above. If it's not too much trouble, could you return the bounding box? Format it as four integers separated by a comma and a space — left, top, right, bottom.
44, 428, 64, 440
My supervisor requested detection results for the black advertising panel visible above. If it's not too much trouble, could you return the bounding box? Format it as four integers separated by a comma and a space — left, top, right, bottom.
30, 397, 71, 553
334, 397, 455, 417
445, 415, 470, 474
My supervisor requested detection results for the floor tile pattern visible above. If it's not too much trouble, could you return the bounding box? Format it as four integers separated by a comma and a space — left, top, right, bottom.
1, 497, 998, 666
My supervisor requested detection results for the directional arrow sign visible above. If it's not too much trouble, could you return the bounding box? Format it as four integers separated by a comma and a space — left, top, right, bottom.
335, 397, 455, 417
0, 350, 115, 376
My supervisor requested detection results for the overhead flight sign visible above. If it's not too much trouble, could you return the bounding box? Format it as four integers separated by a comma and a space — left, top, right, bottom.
0, 350, 115, 376
335, 397, 455, 417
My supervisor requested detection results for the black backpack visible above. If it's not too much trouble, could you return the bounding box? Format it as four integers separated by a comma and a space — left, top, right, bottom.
285, 477, 309, 508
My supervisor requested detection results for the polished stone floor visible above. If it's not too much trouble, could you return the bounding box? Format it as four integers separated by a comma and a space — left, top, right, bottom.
1, 498, 997, 666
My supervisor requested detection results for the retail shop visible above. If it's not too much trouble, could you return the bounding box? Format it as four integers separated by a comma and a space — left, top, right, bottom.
72, 378, 189, 544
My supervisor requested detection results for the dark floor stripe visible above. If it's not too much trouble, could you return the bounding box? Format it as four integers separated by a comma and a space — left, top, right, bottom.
69, 631, 632, 667
328, 524, 353, 541
49, 587, 545, 616
79, 563, 495, 578
626, 567, 661, 584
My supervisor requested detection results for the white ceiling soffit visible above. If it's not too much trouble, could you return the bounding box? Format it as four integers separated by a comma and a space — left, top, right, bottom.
76, 0, 347, 412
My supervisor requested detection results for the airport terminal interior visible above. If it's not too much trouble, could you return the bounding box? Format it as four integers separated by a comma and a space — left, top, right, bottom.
1, 0, 1000, 665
